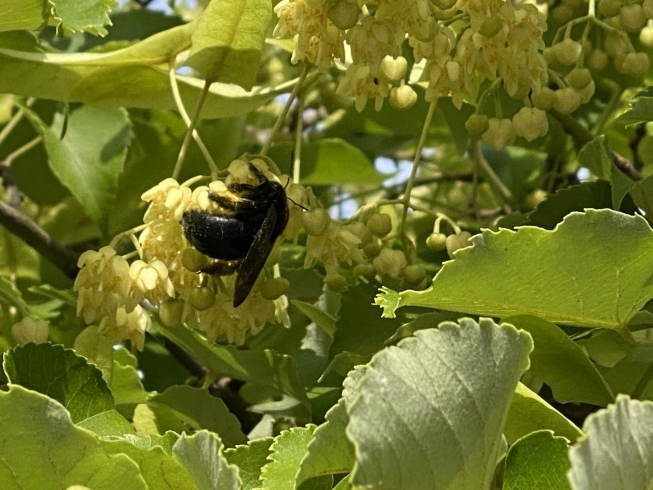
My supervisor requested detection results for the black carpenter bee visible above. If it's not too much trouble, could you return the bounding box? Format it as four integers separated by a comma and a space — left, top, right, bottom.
182, 164, 289, 307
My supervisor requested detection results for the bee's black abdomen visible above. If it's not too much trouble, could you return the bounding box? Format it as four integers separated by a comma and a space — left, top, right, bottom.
182, 210, 264, 261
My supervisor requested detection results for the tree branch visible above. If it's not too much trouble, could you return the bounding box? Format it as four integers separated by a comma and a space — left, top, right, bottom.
0, 201, 79, 279
551, 109, 642, 181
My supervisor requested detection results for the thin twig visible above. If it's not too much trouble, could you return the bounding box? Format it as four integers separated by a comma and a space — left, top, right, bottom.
0, 201, 79, 278
293, 92, 304, 184
2, 136, 41, 166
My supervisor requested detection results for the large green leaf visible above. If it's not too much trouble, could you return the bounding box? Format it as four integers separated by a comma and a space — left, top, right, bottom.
614, 96, 653, 126
505, 315, 613, 406
267, 138, 383, 186
3, 342, 114, 423
185, 0, 271, 88
22, 105, 131, 227
604, 345, 653, 400
377, 210, 653, 332
172, 431, 241, 490
149, 385, 247, 447
568, 396, 653, 490
346, 318, 533, 490
0, 26, 303, 117
224, 438, 274, 490
504, 383, 583, 445
503, 430, 572, 490
0, 0, 46, 32
0, 385, 146, 489
50, 0, 114, 36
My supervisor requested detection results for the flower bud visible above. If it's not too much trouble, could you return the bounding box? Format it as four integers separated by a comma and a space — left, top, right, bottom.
644, 0, 653, 19
524, 189, 548, 209
182, 248, 211, 273
328, 0, 360, 30
598, 0, 622, 17
302, 208, 331, 236
482, 118, 516, 150
432, 0, 456, 9
551, 5, 573, 23
622, 52, 650, 77
553, 39, 582, 66
403, 265, 427, 285
543, 47, 559, 66
11, 318, 49, 345
260, 277, 290, 300
373, 248, 407, 277
160, 299, 184, 326
577, 80, 596, 104
353, 262, 376, 277
531, 88, 556, 111
380, 56, 408, 82
389, 84, 418, 110
345, 221, 372, 246
363, 241, 383, 258
190, 286, 216, 311
587, 49, 608, 70
426, 232, 447, 251
553, 87, 581, 114
512, 107, 549, 142
446, 231, 472, 259
325, 273, 348, 292
640, 23, 653, 47
367, 213, 392, 237
566, 67, 592, 90
465, 114, 490, 136
478, 16, 503, 37
620, 4, 646, 32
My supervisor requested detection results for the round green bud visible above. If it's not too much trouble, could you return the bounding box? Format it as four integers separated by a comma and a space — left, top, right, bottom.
389, 84, 418, 110
260, 277, 290, 300
363, 241, 383, 258
640, 24, 653, 47
598, 0, 622, 18
190, 286, 216, 311
446, 231, 472, 259
563, 0, 583, 8
622, 52, 650, 77
644, 0, 653, 19
426, 232, 447, 251
551, 5, 573, 23
478, 16, 503, 38
328, 0, 360, 30
346, 221, 373, 246
465, 114, 490, 136
566, 67, 592, 90
543, 47, 559, 66
367, 213, 392, 237
325, 273, 348, 292
531, 88, 556, 111
403, 265, 427, 285
182, 248, 211, 273
553, 87, 581, 114
353, 262, 376, 277
380, 56, 408, 82
160, 299, 184, 326
620, 4, 646, 32
302, 208, 330, 236
553, 39, 582, 66
587, 49, 608, 71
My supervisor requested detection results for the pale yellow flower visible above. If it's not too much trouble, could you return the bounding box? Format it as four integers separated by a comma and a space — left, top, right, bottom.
98, 305, 150, 351
129, 259, 176, 305
141, 178, 192, 223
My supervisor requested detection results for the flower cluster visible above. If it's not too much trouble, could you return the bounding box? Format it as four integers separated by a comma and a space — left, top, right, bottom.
74, 157, 306, 348
273, 0, 652, 148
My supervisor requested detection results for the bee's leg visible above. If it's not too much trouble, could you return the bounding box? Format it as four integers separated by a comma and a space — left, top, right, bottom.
201, 259, 242, 276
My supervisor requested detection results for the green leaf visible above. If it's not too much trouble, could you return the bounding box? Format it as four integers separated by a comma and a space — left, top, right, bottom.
132, 402, 186, 436
3, 342, 114, 423
22, 105, 132, 227
505, 315, 613, 406
0, 275, 28, 315
347, 318, 533, 490
0, 26, 305, 117
296, 399, 355, 486
185, 0, 271, 88
157, 322, 310, 412
110, 360, 150, 406
630, 175, 653, 218
614, 96, 653, 126
260, 425, 332, 490
50, 0, 114, 36
77, 409, 136, 437
291, 300, 336, 337
604, 345, 653, 400
149, 385, 247, 447
267, 139, 383, 185
577, 137, 636, 208
74, 325, 115, 383
377, 210, 653, 332
503, 430, 572, 490
0, 385, 146, 489
224, 438, 274, 490
0, 0, 46, 32
0, 226, 40, 281
568, 396, 653, 490
173, 430, 241, 490
102, 434, 197, 490
505, 383, 583, 445
526, 180, 613, 230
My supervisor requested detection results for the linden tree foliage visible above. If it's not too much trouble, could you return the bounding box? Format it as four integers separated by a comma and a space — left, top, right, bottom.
1, 0, 653, 489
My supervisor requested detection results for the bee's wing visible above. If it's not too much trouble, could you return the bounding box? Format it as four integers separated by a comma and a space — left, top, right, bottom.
233, 205, 279, 307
